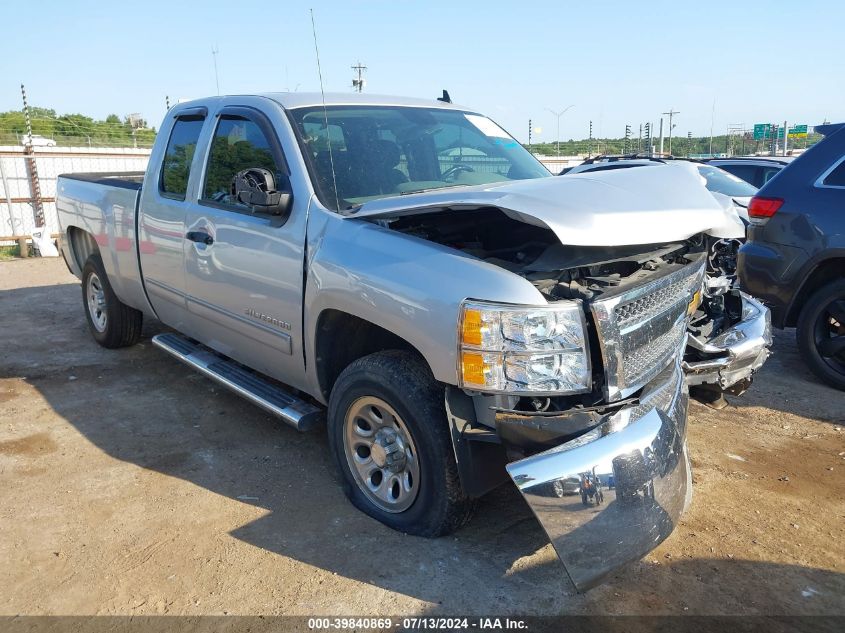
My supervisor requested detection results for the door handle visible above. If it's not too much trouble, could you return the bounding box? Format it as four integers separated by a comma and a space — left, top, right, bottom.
186, 231, 213, 245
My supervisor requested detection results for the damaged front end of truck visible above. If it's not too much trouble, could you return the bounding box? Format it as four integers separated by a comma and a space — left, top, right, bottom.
684, 236, 772, 407
351, 168, 771, 589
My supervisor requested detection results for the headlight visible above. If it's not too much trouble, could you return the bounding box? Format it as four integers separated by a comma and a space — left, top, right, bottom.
458, 301, 591, 394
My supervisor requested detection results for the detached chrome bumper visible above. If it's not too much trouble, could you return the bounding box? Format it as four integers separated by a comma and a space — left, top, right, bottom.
506, 362, 690, 591
684, 293, 772, 390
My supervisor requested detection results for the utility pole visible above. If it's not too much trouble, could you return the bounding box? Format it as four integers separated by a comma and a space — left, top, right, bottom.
546, 105, 574, 158
687, 131, 692, 157
588, 120, 593, 157
211, 46, 220, 95
663, 108, 679, 155
624, 124, 631, 154
351, 61, 367, 92
528, 119, 532, 152
658, 118, 664, 155
783, 119, 788, 156
644, 122, 651, 157
709, 98, 716, 156
638, 124, 642, 153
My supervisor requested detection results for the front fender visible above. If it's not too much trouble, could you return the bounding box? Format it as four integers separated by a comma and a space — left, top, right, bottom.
303, 210, 546, 397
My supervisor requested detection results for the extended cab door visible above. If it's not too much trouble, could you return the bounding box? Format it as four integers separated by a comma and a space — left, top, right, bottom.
181, 100, 309, 390
138, 109, 207, 331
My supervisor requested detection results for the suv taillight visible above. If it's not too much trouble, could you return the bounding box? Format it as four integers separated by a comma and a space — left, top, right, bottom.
748, 196, 784, 219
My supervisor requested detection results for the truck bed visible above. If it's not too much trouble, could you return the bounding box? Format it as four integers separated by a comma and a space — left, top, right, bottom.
59, 171, 145, 190
56, 170, 149, 314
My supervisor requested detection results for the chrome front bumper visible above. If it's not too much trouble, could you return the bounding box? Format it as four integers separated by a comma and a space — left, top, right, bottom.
506, 361, 690, 591
683, 293, 772, 390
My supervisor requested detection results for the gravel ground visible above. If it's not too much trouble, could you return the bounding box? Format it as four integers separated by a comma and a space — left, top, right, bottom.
0, 257, 843, 616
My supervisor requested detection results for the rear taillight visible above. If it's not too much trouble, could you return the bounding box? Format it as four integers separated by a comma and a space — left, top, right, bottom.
748, 196, 784, 219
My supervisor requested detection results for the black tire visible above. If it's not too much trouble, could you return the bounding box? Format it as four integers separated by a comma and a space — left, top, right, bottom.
81, 254, 143, 349
796, 280, 845, 391
326, 350, 475, 537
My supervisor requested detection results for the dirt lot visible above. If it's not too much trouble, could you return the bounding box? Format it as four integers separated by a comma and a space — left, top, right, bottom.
1, 257, 843, 617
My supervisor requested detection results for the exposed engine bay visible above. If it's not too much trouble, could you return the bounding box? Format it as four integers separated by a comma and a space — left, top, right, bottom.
378, 207, 712, 301
376, 206, 765, 430
706, 236, 743, 278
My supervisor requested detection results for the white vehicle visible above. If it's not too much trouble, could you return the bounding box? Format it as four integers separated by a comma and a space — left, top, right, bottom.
563, 156, 758, 220
21, 135, 57, 147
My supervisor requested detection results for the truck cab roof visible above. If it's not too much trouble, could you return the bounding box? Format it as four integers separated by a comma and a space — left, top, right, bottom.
173, 92, 473, 113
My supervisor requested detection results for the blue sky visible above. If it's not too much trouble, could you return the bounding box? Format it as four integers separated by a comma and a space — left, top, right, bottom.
0, 0, 840, 141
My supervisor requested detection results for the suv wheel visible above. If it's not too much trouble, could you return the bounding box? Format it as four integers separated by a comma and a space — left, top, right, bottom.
327, 350, 475, 537
796, 279, 845, 390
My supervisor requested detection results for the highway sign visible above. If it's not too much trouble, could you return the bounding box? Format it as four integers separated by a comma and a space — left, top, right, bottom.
754, 123, 809, 140
789, 124, 808, 138
753, 123, 771, 140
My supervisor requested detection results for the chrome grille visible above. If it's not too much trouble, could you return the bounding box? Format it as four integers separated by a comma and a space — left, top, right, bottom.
590, 255, 706, 401
615, 276, 697, 328
622, 323, 688, 387
629, 360, 684, 423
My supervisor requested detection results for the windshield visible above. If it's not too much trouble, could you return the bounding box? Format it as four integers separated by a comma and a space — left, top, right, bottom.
695, 164, 758, 198
288, 106, 551, 210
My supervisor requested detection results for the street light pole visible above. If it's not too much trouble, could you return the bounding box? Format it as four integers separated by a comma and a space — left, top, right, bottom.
546, 105, 574, 158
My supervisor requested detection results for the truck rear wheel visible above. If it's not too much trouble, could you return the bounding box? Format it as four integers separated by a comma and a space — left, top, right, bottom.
81, 254, 143, 349
327, 350, 474, 537
796, 280, 845, 391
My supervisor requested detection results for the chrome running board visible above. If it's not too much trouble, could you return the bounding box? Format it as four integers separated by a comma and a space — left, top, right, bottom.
152, 332, 323, 432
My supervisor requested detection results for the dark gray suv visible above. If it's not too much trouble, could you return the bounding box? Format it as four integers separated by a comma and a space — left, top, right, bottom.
738, 123, 845, 390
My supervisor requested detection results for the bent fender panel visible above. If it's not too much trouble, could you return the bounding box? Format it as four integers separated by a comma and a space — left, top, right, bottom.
303, 210, 545, 396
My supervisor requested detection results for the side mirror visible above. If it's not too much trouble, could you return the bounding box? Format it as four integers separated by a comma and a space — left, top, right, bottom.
231, 168, 292, 216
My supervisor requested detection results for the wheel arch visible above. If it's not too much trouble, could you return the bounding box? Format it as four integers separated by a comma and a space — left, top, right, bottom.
65, 225, 100, 276
786, 254, 845, 326
314, 308, 435, 403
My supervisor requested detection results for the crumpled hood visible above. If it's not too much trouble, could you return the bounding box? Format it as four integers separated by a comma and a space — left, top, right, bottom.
347, 166, 745, 245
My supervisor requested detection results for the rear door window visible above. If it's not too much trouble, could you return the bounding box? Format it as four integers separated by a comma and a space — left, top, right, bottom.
822, 157, 845, 187
719, 164, 760, 187
160, 116, 205, 199
761, 167, 781, 185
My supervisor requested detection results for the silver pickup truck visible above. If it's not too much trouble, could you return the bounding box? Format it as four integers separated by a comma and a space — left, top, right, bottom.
56, 93, 770, 590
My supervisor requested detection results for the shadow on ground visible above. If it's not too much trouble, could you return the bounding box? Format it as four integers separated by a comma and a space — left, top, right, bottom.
2, 277, 844, 615
730, 328, 845, 424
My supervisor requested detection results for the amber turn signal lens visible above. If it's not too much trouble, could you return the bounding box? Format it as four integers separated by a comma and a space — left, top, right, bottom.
461, 308, 483, 347
461, 351, 487, 386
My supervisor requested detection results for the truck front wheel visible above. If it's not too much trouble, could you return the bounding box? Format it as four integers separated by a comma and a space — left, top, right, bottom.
81, 254, 143, 349
327, 350, 474, 537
